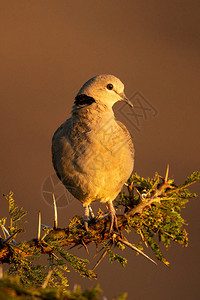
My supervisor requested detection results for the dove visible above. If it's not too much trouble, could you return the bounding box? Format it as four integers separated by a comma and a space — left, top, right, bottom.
52, 75, 134, 231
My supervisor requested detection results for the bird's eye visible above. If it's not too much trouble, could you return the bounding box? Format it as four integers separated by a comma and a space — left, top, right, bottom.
106, 83, 113, 90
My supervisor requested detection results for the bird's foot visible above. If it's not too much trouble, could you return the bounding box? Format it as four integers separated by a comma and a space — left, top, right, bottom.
84, 218, 89, 231
89, 205, 95, 219
83, 205, 95, 231
106, 200, 119, 233
109, 210, 119, 233
83, 205, 90, 231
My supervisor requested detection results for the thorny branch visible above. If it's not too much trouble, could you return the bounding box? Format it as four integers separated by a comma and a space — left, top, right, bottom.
0, 168, 199, 286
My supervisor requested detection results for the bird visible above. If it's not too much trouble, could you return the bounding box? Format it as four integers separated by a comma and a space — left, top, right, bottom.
52, 74, 134, 232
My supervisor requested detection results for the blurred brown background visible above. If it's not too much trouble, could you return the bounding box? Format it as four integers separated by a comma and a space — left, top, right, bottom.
0, 1, 200, 299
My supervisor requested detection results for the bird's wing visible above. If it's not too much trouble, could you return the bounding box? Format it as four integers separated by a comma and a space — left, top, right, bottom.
51, 119, 73, 181
116, 120, 134, 158
52, 125, 63, 181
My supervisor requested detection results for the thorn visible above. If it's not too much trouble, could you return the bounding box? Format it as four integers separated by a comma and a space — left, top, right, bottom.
118, 237, 157, 265
135, 187, 141, 196
1, 225, 10, 239
1, 225, 17, 245
38, 211, 41, 240
42, 269, 53, 289
3, 229, 22, 244
92, 248, 108, 271
53, 194, 58, 229
81, 239, 89, 255
165, 164, 169, 183
139, 230, 148, 248
73, 284, 78, 292
51, 252, 59, 260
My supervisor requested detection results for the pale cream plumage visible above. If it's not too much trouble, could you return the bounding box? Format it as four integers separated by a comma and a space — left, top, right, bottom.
52, 75, 134, 231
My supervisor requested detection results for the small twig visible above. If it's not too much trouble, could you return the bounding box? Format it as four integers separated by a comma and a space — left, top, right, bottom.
126, 196, 162, 217
42, 269, 53, 289
41, 224, 53, 229
153, 165, 173, 198
37, 211, 41, 240
53, 194, 58, 229
118, 237, 157, 265
96, 212, 110, 223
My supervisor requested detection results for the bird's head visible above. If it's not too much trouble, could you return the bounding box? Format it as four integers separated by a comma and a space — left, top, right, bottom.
75, 74, 133, 110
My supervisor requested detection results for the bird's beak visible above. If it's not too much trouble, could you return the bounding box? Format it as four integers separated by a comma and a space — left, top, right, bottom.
119, 92, 134, 108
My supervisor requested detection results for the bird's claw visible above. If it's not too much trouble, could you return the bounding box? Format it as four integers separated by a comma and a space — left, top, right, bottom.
83, 205, 90, 231
109, 212, 119, 233
84, 220, 89, 231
